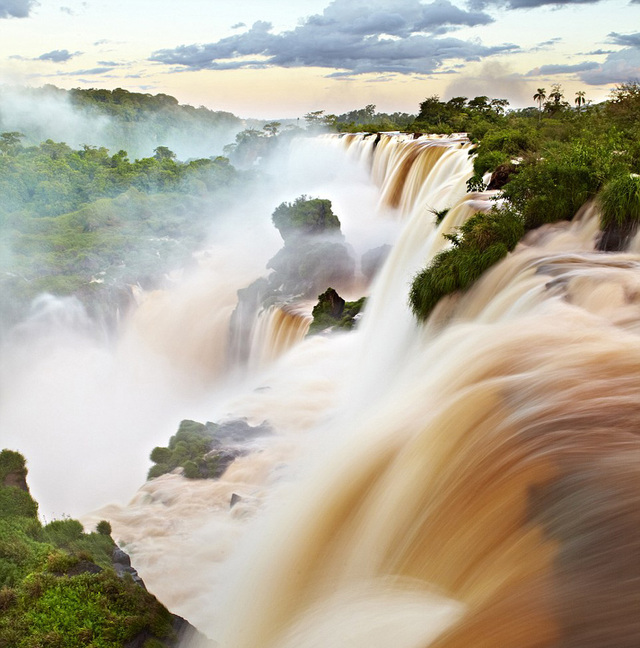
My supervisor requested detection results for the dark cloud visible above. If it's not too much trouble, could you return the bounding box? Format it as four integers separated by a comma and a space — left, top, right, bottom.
579, 48, 640, 85
470, 0, 600, 9
582, 48, 615, 55
608, 31, 640, 47
536, 37, 561, 46
38, 49, 78, 63
526, 61, 600, 75
55, 67, 114, 76
0, 0, 36, 18
150, 0, 504, 76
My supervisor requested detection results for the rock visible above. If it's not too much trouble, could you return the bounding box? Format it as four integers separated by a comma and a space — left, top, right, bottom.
487, 162, 519, 190
113, 547, 132, 567
113, 546, 146, 589
230, 493, 242, 508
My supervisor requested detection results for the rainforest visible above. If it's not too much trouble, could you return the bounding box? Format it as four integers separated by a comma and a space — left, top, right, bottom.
1, 81, 640, 648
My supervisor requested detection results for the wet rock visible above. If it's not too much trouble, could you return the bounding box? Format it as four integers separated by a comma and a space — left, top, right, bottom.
487, 162, 519, 190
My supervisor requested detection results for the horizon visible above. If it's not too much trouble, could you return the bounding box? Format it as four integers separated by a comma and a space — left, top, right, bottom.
0, 0, 638, 120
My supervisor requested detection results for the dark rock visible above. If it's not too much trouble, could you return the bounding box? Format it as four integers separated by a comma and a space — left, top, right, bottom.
230, 493, 242, 508
597, 221, 639, 252
113, 546, 146, 589
487, 162, 519, 190
2, 470, 28, 492
113, 547, 132, 567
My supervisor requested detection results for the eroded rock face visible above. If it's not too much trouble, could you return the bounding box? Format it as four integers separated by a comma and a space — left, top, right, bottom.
2, 470, 28, 492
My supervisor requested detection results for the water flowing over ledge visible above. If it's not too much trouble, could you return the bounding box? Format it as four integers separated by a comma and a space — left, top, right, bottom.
5, 132, 640, 647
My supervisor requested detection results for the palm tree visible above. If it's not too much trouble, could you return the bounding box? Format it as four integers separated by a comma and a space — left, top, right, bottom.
575, 90, 586, 113
533, 88, 546, 112
533, 88, 546, 125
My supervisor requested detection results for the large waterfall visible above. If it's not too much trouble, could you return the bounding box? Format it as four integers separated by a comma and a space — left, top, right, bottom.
5, 133, 640, 647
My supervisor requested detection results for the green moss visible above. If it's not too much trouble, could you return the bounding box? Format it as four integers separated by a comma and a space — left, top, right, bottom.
308, 288, 366, 334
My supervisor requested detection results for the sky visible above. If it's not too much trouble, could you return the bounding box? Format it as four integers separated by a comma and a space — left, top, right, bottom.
0, 0, 639, 118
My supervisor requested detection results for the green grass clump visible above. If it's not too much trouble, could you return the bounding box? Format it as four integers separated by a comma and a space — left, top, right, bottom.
410, 208, 524, 320
598, 173, 640, 229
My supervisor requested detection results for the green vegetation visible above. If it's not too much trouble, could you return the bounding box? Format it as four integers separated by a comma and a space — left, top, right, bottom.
271, 195, 342, 242
410, 209, 524, 318
409, 83, 640, 320
599, 173, 640, 229
0, 134, 243, 328
0, 449, 182, 648
148, 420, 221, 480
308, 288, 366, 334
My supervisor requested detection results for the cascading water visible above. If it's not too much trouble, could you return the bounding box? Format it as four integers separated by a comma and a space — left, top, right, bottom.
6, 131, 639, 647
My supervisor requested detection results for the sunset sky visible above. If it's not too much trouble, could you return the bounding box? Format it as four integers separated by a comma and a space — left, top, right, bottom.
0, 0, 638, 118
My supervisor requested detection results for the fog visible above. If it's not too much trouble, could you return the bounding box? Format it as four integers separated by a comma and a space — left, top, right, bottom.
0, 133, 399, 520
0, 84, 246, 159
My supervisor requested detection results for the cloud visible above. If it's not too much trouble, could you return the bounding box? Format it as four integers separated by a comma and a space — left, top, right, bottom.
526, 61, 600, 75
578, 48, 640, 85
150, 0, 505, 76
51, 66, 115, 76
470, 0, 601, 9
608, 31, 640, 48
231, 22, 245, 29
0, 0, 36, 18
38, 49, 79, 63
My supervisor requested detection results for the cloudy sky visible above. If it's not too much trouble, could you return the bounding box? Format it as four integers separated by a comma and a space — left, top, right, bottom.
0, 0, 638, 118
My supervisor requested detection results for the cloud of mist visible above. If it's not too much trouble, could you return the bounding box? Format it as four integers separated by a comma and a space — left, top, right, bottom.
0, 133, 399, 521
444, 61, 532, 106
0, 85, 245, 159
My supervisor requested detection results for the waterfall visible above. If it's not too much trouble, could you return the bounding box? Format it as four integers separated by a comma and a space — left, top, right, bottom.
9, 132, 637, 646
247, 304, 313, 370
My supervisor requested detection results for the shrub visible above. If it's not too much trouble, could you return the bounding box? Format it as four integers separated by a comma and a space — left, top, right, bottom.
598, 173, 640, 229
96, 520, 112, 536
0, 450, 27, 483
410, 208, 524, 320
43, 519, 84, 548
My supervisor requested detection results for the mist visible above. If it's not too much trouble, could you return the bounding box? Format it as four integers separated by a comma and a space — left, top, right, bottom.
0, 132, 399, 521
0, 84, 246, 159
